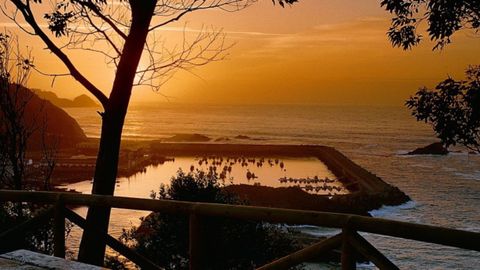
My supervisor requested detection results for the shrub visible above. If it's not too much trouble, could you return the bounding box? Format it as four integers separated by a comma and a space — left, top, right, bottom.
120, 170, 300, 270
406, 65, 480, 153
0, 203, 72, 255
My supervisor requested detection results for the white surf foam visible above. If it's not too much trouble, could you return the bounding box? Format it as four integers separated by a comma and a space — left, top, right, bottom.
369, 200, 417, 218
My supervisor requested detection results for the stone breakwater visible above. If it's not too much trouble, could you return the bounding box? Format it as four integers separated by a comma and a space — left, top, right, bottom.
150, 143, 411, 215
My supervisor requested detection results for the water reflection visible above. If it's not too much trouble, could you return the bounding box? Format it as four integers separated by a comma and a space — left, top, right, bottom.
64, 156, 340, 256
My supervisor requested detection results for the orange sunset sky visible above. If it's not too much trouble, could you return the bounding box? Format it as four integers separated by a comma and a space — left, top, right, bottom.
2, 0, 480, 105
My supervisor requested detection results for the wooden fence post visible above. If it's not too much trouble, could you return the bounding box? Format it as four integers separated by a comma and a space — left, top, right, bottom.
189, 214, 203, 270
349, 231, 399, 270
53, 195, 65, 258
341, 225, 356, 270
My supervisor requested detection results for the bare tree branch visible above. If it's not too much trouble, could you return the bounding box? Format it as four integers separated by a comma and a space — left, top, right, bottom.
81, 6, 122, 56
149, 0, 255, 32
71, 0, 128, 40
134, 25, 231, 91
31, 66, 70, 88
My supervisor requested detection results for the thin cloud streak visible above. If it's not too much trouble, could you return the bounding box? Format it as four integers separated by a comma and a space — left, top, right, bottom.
0, 21, 288, 38
237, 17, 391, 59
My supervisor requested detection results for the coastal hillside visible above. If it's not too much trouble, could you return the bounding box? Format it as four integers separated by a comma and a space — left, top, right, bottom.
33, 89, 98, 108
1, 86, 87, 149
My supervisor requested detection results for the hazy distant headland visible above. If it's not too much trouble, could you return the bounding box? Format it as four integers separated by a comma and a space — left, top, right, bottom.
33, 89, 99, 108
161, 133, 265, 143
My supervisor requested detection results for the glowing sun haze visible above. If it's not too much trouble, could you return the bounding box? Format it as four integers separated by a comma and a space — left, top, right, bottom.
3, 0, 480, 105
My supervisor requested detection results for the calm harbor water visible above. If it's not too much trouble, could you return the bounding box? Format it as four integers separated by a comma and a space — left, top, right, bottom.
65, 104, 480, 269
64, 156, 340, 237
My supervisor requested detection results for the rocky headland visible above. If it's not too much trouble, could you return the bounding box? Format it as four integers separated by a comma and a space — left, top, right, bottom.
1, 86, 87, 150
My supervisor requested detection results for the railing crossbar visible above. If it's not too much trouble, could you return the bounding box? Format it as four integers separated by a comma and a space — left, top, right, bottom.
63, 208, 162, 270
349, 231, 399, 270
256, 233, 343, 270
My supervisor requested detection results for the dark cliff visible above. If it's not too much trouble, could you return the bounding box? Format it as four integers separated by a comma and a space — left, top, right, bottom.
1, 86, 87, 149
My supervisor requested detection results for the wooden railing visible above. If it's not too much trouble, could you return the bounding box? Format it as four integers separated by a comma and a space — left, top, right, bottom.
0, 190, 479, 270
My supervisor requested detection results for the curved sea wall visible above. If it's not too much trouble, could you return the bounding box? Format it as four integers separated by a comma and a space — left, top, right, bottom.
150, 143, 411, 215
314, 146, 410, 208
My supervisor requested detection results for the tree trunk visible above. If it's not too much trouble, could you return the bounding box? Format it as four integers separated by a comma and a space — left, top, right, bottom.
77, 112, 123, 264
78, 0, 157, 265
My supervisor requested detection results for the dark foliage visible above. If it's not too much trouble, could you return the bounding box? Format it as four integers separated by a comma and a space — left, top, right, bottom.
104, 255, 129, 270
0, 203, 62, 255
120, 170, 300, 270
41, 0, 299, 39
406, 65, 480, 152
381, 0, 480, 49
273, 0, 298, 8
0, 32, 70, 257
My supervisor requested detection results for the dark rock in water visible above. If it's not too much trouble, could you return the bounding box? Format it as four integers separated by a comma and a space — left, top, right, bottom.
408, 142, 448, 155
1, 86, 87, 149
234, 135, 264, 141
235, 135, 251, 140
164, 133, 211, 142
214, 137, 230, 142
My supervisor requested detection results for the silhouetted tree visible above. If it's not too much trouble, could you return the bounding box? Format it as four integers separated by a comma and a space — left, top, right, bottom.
119, 170, 300, 270
0, 33, 56, 192
0, 32, 63, 256
381, 0, 480, 50
406, 65, 480, 152
381, 1, 480, 151
0, 33, 33, 192
0, 0, 296, 265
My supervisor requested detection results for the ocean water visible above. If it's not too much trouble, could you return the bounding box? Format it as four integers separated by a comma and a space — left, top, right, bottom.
64, 104, 480, 269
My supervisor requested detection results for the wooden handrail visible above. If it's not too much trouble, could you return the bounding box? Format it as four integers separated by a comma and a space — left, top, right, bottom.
1, 189, 479, 269
349, 215, 480, 251
1, 190, 478, 252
